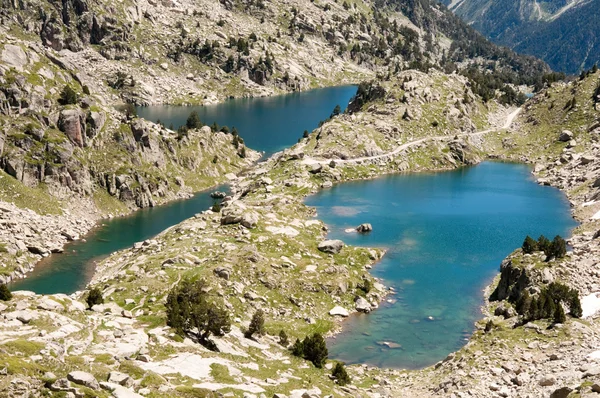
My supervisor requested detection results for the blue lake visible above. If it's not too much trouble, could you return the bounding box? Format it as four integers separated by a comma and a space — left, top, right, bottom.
304, 162, 577, 369
12, 85, 358, 294
136, 85, 358, 157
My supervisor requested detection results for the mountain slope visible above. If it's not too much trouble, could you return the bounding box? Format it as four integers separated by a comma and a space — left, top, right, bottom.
443, 0, 600, 74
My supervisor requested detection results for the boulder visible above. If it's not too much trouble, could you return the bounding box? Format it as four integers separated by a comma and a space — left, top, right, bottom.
309, 164, 323, 174
107, 371, 134, 388
355, 296, 371, 313
318, 240, 344, 254
49, 378, 73, 392
131, 119, 151, 147
15, 310, 37, 324
87, 111, 106, 138
213, 267, 231, 280
538, 375, 556, 386
550, 387, 573, 398
1, 44, 28, 71
58, 109, 85, 147
356, 223, 373, 233
329, 306, 349, 317
558, 130, 573, 142
37, 298, 63, 311
241, 212, 259, 229
67, 371, 100, 390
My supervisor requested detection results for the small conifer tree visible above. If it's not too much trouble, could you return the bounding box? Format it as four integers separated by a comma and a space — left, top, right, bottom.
332, 362, 351, 386
86, 287, 104, 308
0, 283, 12, 301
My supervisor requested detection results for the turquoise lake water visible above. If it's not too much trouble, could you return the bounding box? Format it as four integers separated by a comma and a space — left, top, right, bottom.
304, 162, 577, 369
11, 86, 358, 294
136, 85, 358, 157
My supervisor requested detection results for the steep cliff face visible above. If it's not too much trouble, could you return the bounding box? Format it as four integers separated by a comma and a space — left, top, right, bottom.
490, 257, 533, 302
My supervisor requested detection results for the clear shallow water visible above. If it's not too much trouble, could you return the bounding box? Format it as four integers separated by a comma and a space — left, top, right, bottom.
12, 86, 358, 294
304, 162, 577, 369
136, 85, 358, 157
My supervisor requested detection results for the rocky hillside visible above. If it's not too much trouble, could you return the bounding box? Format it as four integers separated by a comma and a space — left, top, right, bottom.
443, 0, 600, 74
0, 37, 261, 283
1, 0, 550, 106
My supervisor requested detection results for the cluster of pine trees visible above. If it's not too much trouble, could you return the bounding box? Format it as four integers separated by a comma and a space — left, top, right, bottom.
514, 282, 582, 324
522, 235, 566, 260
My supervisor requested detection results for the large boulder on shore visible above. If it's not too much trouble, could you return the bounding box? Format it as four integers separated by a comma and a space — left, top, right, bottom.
318, 239, 344, 254
355, 296, 372, 313
329, 306, 349, 317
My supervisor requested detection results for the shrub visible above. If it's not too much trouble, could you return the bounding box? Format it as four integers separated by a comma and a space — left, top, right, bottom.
124, 103, 137, 118
332, 362, 351, 386
358, 278, 372, 294
186, 111, 203, 130
86, 287, 104, 308
245, 309, 265, 338
521, 235, 537, 254
58, 85, 79, 105
165, 279, 231, 347
0, 283, 12, 301
278, 330, 289, 346
82, 85, 91, 95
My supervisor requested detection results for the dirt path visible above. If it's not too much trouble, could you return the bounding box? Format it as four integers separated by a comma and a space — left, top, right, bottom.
301, 107, 522, 166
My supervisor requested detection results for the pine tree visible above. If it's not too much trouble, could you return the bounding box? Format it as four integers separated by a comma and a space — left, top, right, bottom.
186, 111, 202, 130
569, 292, 583, 318
332, 362, 351, 386
553, 303, 566, 324
278, 330, 289, 346
537, 235, 551, 255
86, 287, 104, 309
58, 85, 79, 105
245, 309, 265, 338
522, 235, 538, 254
303, 333, 328, 368
165, 279, 231, 347
550, 235, 567, 259
0, 283, 12, 301
291, 338, 304, 357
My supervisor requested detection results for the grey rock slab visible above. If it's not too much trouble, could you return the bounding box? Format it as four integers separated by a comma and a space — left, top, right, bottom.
317, 239, 344, 254
68, 371, 100, 390
329, 306, 349, 317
